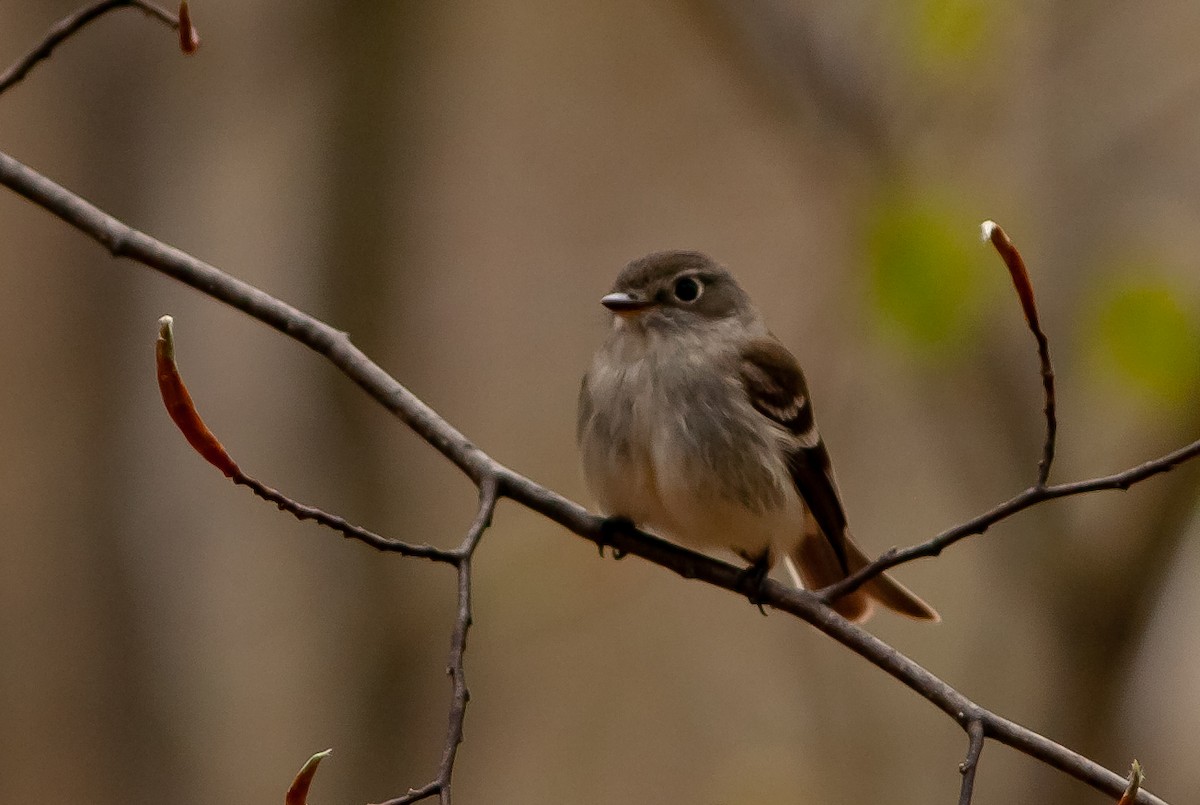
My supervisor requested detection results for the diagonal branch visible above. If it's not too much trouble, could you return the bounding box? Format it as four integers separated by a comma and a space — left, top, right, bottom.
820, 220, 1197, 603
0, 146, 1177, 805
0, 150, 493, 484
234, 472, 455, 560
155, 314, 456, 561
820, 436, 1200, 605
159, 307, 498, 802
0, 1, 185, 96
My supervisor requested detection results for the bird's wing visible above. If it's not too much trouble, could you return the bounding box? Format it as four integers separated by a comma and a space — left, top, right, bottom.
738, 336, 849, 573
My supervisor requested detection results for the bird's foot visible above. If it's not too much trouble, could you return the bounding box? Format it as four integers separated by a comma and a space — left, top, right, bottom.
735, 554, 772, 616
597, 516, 634, 559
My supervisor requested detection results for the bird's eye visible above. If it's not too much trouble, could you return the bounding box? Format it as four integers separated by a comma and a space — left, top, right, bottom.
673, 276, 703, 303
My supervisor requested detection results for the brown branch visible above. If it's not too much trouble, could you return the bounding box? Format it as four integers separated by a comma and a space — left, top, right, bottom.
0, 1, 185, 96
957, 719, 985, 805
821, 435, 1200, 605
821, 219, 1193, 604
155, 315, 455, 561
234, 472, 456, 561
158, 308, 497, 801
2, 150, 493, 484
376, 477, 499, 805
983, 220, 1057, 487
0, 146, 1177, 805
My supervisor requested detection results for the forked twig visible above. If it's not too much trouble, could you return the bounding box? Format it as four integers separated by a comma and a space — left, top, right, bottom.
377, 479, 499, 805
821, 434, 1200, 604
156, 315, 456, 562
821, 220, 1185, 604
156, 315, 498, 804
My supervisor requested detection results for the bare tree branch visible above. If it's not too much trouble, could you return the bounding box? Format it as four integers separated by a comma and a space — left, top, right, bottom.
957, 719, 985, 805
821, 428, 1200, 606
156, 314, 456, 561
821, 219, 1200, 603
0, 1, 182, 96
377, 478, 499, 805
236, 472, 457, 561
157, 308, 497, 801
0, 145, 1178, 805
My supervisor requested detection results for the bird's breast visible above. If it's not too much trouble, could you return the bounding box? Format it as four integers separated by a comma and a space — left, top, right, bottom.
579, 345, 803, 557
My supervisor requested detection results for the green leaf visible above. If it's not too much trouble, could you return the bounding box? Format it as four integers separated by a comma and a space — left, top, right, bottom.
906, 0, 991, 68
867, 195, 986, 353
1090, 277, 1200, 404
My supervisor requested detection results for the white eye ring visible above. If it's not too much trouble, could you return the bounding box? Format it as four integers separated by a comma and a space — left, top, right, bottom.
673, 275, 703, 303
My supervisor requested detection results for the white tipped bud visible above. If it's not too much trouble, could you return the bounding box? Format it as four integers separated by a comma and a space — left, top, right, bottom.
157, 315, 176, 360
980, 220, 998, 241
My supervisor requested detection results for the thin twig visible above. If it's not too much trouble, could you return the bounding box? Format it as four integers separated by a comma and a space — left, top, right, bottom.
436, 478, 499, 803
957, 719, 986, 805
822, 220, 1181, 605
376, 477, 499, 805
982, 220, 1057, 487
156, 314, 456, 562
0, 1, 180, 96
820, 435, 1200, 604
159, 311, 488, 798
234, 473, 456, 561
0, 147, 1176, 805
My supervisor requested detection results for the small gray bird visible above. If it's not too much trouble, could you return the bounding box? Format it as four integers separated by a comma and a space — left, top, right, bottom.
577, 251, 938, 622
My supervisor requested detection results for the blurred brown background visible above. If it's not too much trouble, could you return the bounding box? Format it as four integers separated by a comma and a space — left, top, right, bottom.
2, 2, 1199, 803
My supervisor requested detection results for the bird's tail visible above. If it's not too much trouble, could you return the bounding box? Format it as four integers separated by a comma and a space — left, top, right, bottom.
785, 516, 939, 623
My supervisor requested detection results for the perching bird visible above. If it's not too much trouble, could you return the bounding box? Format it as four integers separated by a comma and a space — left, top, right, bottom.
577, 250, 938, 622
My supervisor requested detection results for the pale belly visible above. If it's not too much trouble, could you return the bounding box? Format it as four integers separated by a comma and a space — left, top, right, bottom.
580, 375, 805, 565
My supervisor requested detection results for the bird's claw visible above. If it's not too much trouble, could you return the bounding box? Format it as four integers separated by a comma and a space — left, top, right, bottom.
735, 556, 771, 616
598, 516, 634, 559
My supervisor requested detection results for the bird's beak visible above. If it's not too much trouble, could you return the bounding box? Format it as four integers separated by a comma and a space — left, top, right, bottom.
601, 292, 652, 315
